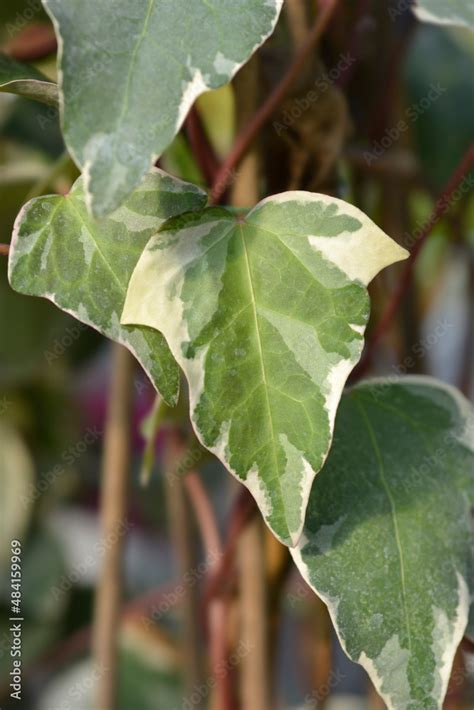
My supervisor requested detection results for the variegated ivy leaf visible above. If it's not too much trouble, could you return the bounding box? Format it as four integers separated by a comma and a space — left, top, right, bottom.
0, 53, 58, 106
413, 0, 474, 29
43, 0, 283, 217
292, 377, 474, 710
122, 192, 408, 545
9, 168, 207, 405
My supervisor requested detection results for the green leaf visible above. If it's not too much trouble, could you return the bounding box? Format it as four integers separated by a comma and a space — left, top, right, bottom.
8, 168, 207, 405
403, 25, 474, 190
0, 53, 58, 106
414, 1, 474, 29
122, 192, 408, 545
43, 0, 283, 217
291, 377, 474, 709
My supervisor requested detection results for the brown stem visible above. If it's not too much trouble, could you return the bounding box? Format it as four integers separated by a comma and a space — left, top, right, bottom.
238, 518, 270, 710
204, 489, 257, 605
163, 431, 205, 704
185, 107, 220, 185
356, 144, 474, 377
92, 344, 134, 710
210, 0, 339, 204
184, 472, 222, 563
184, 472, 233, 710
0, 244, 9, 256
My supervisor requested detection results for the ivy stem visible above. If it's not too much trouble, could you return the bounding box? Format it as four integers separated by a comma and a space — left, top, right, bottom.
357, 144, 474, 377
92, 344, 134, 710
163, 430, 206, 704
183, 472, 233, 710
185, 107, 221, 185
210, 0, 339, 204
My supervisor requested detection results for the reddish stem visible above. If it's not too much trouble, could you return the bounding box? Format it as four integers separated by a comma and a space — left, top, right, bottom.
210, 0, 339, 204
4, 23, 57, 62
184, 471, 222, 562
184, 472, 233, 710
203, 489, 257, 605
357, 145, 474, 377
0, 244, 9, 256
185, 107, 221, 185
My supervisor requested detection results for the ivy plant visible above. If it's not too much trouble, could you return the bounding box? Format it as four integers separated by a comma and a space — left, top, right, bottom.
292, 378, 473, 709
42, 0, 284, 216
2, 1, 473, 709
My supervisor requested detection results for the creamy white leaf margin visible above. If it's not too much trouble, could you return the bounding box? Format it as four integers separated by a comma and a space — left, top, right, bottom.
291, 376, 474, 710
0, 53, 58, 106
42, 0, 283, 217
8, 168, 207, 405
122, 191, 408, 546
413, 0, 474, 29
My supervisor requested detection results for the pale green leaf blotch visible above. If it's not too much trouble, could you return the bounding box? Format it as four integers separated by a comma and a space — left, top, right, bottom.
43, 0, 283, 216
9, 168, 207, 405
292, 377, 474, 710
122, 192, 408, 544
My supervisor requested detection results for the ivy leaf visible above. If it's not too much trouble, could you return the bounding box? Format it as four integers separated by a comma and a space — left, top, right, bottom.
122, 192, 408, 545
43, 0, 283, 217
292, 377, 474, 709
413, 1, 474, 29
0, 53, 58, 106
9, 168, 207, 405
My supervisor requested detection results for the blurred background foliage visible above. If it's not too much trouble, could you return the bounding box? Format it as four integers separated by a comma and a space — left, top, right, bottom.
0, 1, 473, 708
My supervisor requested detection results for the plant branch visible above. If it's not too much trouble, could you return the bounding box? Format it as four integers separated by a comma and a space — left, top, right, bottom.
163, 431, 205, 703
356, 145, 474, 377
210, 0, 339, 204
184, 472, 222, 561
92, 344, 134, 710
185, 107, 221, 185
204, 489, 257, 606
184, 472, 233, 710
